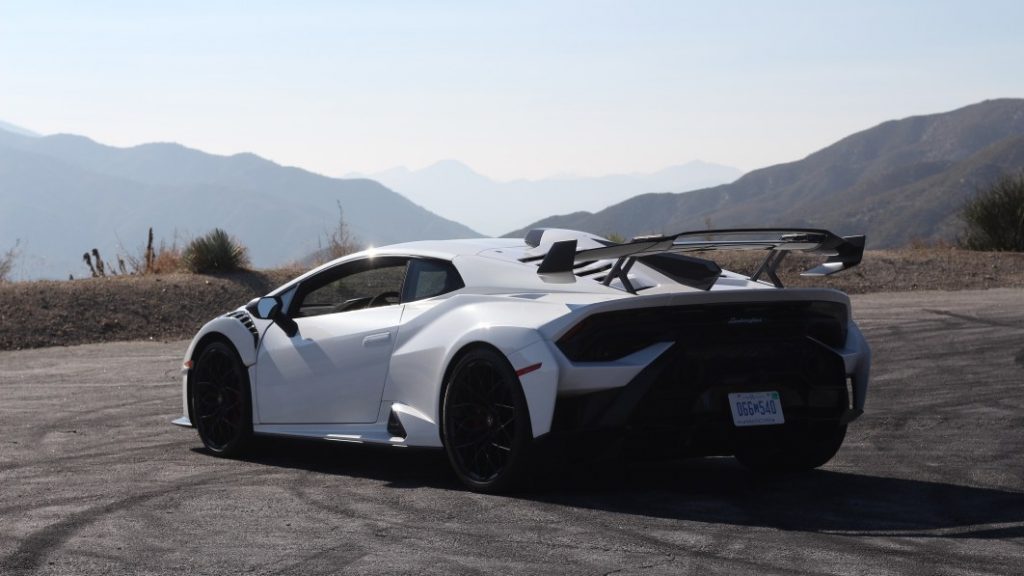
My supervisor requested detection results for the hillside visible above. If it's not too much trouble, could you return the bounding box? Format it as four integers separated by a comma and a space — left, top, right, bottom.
2, 249, 1023, 351
353, 159, 742, 235
0, 130, 479, 279
509, 99, 1024, 246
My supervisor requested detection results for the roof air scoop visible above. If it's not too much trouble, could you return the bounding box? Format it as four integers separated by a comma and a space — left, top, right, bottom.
524, 229, 546, 248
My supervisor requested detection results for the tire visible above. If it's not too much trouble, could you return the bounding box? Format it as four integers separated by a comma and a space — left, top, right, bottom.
734, 422, 847, 473
442, 348, 533, 493
191, 341, 253, 456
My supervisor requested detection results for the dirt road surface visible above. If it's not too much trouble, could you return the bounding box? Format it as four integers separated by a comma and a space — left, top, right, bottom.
1, 289, 1022, 575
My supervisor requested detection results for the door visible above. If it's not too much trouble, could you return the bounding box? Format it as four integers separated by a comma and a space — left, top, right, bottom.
254, 257, 408, 424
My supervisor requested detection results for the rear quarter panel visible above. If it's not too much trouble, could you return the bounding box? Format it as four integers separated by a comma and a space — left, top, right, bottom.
383, 294, 574, 440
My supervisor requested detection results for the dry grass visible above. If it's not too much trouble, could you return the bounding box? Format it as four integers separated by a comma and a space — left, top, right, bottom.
149, 244, 184, 274
80, 229, 186, 278
0, 241, 18, 283
124, 228, 184, 275
311, 202, 359, 265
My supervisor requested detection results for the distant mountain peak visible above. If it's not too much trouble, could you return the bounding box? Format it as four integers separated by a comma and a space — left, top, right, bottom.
358, 158, 742, 235
0, 120, 39, 137
427, 158, 475, 170
418, 159, 490, 181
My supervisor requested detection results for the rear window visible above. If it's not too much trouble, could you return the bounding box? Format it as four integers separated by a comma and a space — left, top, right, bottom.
403, 259, 464, 302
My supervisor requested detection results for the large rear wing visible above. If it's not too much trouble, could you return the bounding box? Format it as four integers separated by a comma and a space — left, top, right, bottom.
532, 228, 865, 291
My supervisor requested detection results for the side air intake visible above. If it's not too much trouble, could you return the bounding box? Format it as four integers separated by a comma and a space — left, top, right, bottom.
225, 310, 260, 348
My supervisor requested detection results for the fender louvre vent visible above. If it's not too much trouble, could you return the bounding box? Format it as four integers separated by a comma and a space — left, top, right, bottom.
225, 310, 260, 348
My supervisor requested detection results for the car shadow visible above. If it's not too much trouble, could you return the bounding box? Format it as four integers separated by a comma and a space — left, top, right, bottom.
533, 457, 1024, 540
217, 438, 1024, 539
203, 438, 458, 490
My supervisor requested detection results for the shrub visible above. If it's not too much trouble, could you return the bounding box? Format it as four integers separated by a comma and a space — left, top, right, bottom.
325, 202, 357, 259
0, 241, 18, 283
150, 242, 184, 274
960, 173, 1024, 251
182, 228, 250, 273
125, 228, 183, 275
312, 202, 359, 265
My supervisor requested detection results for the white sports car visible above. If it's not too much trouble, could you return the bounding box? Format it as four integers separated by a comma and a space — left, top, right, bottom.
173, 228, 871, 492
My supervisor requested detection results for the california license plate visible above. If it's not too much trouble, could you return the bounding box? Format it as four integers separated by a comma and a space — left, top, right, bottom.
728, 391, 785, 427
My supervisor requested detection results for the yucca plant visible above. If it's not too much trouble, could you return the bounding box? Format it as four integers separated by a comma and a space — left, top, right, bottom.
960, 173, 1024, 251
182, 228, 250, 273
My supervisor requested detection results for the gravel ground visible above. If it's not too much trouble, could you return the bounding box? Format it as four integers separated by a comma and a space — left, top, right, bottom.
0, 289, 1022, 575
3, 249, 1024, 351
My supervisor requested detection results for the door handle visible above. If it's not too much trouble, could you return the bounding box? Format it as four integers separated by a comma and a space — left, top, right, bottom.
362, 332, 391, 346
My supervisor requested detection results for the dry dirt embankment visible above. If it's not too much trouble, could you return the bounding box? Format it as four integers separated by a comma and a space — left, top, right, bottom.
3, 249, 1024, 351
1, 270, 296, 350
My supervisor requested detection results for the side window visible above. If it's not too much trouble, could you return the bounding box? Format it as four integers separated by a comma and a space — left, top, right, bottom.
402, 259, 464, 303
293, 258, 408, 318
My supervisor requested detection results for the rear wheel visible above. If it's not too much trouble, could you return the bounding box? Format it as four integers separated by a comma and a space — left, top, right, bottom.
191, 341, 253, 456
734, 422, 847, 473
442, 349, 533, 493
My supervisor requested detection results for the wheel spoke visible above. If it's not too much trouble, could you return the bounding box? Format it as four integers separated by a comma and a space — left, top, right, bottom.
453, 436, 486, 450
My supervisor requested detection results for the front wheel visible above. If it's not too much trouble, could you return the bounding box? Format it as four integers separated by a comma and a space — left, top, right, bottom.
191, 341, 253, 456
442, 348, 533, 493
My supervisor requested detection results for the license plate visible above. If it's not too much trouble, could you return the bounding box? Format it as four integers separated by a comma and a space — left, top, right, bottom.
728, 391, 785, 427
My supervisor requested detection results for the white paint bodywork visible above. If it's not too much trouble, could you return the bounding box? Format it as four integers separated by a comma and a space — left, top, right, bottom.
175, 230, 871, 449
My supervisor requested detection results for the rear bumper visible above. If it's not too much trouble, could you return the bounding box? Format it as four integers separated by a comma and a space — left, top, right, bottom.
548, 325, 869, 460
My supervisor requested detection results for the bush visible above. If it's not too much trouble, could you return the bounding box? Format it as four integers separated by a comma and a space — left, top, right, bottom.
126, 228, 183, 275
0, 241, 18, 283
150, 242, 184, 274
324, 202, 357, 260
311, 202, 359, 265
960, 173, 1024, 251
182, 229, 250, 273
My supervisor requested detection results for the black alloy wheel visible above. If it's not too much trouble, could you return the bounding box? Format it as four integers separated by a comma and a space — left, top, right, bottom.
442, 348, 532, 493
191, 341, 252, 456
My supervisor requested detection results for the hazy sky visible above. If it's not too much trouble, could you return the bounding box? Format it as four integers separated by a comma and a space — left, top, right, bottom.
3, 1, 1023, 180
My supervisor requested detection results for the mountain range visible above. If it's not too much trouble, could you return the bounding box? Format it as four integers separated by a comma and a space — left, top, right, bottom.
0, 129, 477, 280
4, 98, 1023, 280
509, 99, 1024, 247
348, 159, 742, 236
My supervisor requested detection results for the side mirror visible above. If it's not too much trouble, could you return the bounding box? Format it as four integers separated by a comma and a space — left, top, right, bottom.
247, 296, 298, 337
254, 296, 280, 320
